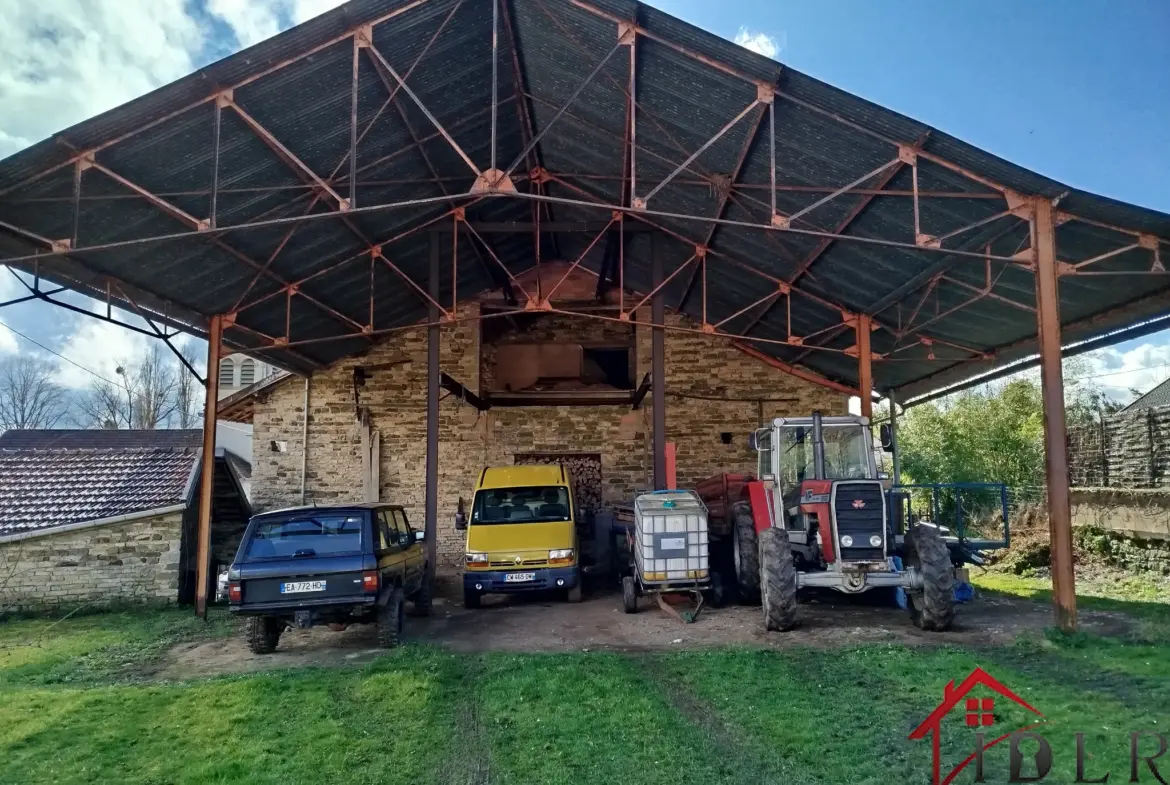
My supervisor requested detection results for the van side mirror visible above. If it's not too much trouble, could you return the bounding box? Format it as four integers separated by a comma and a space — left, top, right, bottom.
454, 497, 467, 531
879, 423, 894, 452
414, 530, 425, 542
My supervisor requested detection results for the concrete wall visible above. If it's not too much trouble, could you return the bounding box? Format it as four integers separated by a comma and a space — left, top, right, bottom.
251, 304, 847, 568
1071, 487, 1170, 541
0, 512, 183, 613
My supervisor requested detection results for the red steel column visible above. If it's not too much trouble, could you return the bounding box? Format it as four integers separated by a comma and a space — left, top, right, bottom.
652, 234, 666, 489
425, 232, 440, 584
857, 314, 873, 420
1034, 197, 1076, 631
195, 314, 223, 617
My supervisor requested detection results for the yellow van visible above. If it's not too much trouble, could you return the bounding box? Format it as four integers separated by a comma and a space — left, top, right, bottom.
456, 465, 581, 608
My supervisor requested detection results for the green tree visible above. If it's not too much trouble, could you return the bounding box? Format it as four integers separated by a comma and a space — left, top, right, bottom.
898, 379, 1045, 488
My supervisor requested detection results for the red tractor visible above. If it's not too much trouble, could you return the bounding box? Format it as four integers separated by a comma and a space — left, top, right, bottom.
699, 412, 955, 631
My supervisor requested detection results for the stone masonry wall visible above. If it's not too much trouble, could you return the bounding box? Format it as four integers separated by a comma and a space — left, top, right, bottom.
251, 305, 847, 568
0, 512, 183, 613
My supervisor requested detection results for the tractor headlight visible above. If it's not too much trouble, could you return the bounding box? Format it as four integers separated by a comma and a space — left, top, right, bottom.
840, 535, 854, 548
869, 535, 883, 547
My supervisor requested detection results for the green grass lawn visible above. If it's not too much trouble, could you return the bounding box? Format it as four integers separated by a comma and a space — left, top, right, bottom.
1, 592, 1168, 785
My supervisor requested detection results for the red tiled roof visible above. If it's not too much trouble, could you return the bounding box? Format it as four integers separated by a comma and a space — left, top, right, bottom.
0, 437, 200, 536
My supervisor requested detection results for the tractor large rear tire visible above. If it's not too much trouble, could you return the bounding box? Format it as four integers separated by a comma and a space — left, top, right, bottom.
905, 524, 955, 631
733, 501, 761, 603
759, 527, 799, 631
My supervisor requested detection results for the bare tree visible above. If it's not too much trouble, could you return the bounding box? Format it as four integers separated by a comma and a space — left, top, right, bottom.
0, 355, 68, 430
131, 344, 179, 428
74, 377, 129, 429
175, 343, 203, 429
74, 344, 180, 429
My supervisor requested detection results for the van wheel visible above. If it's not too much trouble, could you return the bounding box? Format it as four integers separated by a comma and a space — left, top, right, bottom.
377, 589, 405, 649
566, 583, 583, 603
463, 587, 482, 609
245, 616, 281, 654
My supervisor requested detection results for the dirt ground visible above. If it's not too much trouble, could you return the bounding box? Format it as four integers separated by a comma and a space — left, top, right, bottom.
158, 577, 1137, 680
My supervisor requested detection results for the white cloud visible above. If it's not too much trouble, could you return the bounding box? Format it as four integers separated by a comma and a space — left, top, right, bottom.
0, 325, 17, 355
0, 1, 205, 159
53, 317, 150, 389
292, 0, 347, 24
0, 0, 347, 161
1078, 340, 1170, 404
207, 0, 286, 49
734, 27, 782, 59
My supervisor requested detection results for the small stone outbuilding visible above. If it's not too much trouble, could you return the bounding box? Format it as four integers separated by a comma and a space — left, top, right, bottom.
0, 430, 251, 613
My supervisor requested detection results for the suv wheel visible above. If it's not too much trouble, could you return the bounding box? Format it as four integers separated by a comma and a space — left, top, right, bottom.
410, 576, 433, 617
245, 616, 281, 655
377, 588, 405, 649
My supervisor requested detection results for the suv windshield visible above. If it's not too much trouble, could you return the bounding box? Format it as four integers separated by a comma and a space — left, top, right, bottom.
472, 486, 571, 524
243, 514, 364, 560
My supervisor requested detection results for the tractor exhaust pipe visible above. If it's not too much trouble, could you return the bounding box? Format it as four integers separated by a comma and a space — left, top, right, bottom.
812, 410, 826, 480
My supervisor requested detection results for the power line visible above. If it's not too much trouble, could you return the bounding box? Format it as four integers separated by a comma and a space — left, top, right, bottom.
0, 319, 122, 387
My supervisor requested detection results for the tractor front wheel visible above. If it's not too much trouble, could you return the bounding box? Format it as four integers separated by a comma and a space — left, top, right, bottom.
905, 524, 955, 631
732, 501, 761, 603
759, 527, 798, 631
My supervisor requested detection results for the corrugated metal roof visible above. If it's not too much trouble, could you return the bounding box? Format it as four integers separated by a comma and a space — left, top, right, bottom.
0, 0, 1167, 395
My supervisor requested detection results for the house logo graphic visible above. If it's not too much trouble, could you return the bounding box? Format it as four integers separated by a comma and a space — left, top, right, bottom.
908, 666, 1045, 785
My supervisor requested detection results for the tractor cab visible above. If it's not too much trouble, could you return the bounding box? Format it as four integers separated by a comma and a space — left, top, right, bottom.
752, 413, 888, 570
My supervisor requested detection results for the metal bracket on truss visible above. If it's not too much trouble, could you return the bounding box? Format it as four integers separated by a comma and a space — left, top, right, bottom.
771, 214, 790, 229
897, 145, 917, 166
355, 23, 374, 48
915, 233, 941, 248
617, 21, 636, 45
470, 168, 517, 194
756, 83, 774, 104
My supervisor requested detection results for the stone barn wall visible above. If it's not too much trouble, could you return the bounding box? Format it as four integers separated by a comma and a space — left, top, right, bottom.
0, 512, 183, 613
251, 303, 847, 568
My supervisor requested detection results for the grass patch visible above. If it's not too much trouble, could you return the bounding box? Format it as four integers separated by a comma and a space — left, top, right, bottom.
973, 570, 1170, 628
0, 608, 234, 687
2, 607, 1170, 784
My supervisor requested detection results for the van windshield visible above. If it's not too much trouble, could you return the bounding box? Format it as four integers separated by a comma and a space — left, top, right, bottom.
472, 486, 571, 524
244, 514, 364, 560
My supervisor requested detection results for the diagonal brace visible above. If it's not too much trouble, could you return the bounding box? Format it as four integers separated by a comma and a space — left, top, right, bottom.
364, 44, 482, 178
224, 96, 349, 211
638, 99, 761, 206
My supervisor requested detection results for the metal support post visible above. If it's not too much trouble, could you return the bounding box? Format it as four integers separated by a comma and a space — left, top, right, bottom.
1033, 197, 1076, 631
889, 390, 901, 483
195, 313, 223, 618
652, 234, 666, 489
857, 314, 873, 420
425, 232, 440, 585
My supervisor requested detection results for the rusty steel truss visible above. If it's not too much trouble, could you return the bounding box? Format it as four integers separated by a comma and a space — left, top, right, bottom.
2, 0, 1167, 627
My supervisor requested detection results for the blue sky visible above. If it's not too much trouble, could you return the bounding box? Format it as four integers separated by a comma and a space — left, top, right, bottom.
0, 0, 1167, 401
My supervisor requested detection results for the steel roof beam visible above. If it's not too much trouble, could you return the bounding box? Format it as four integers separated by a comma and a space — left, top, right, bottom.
676, 102, 769, 314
